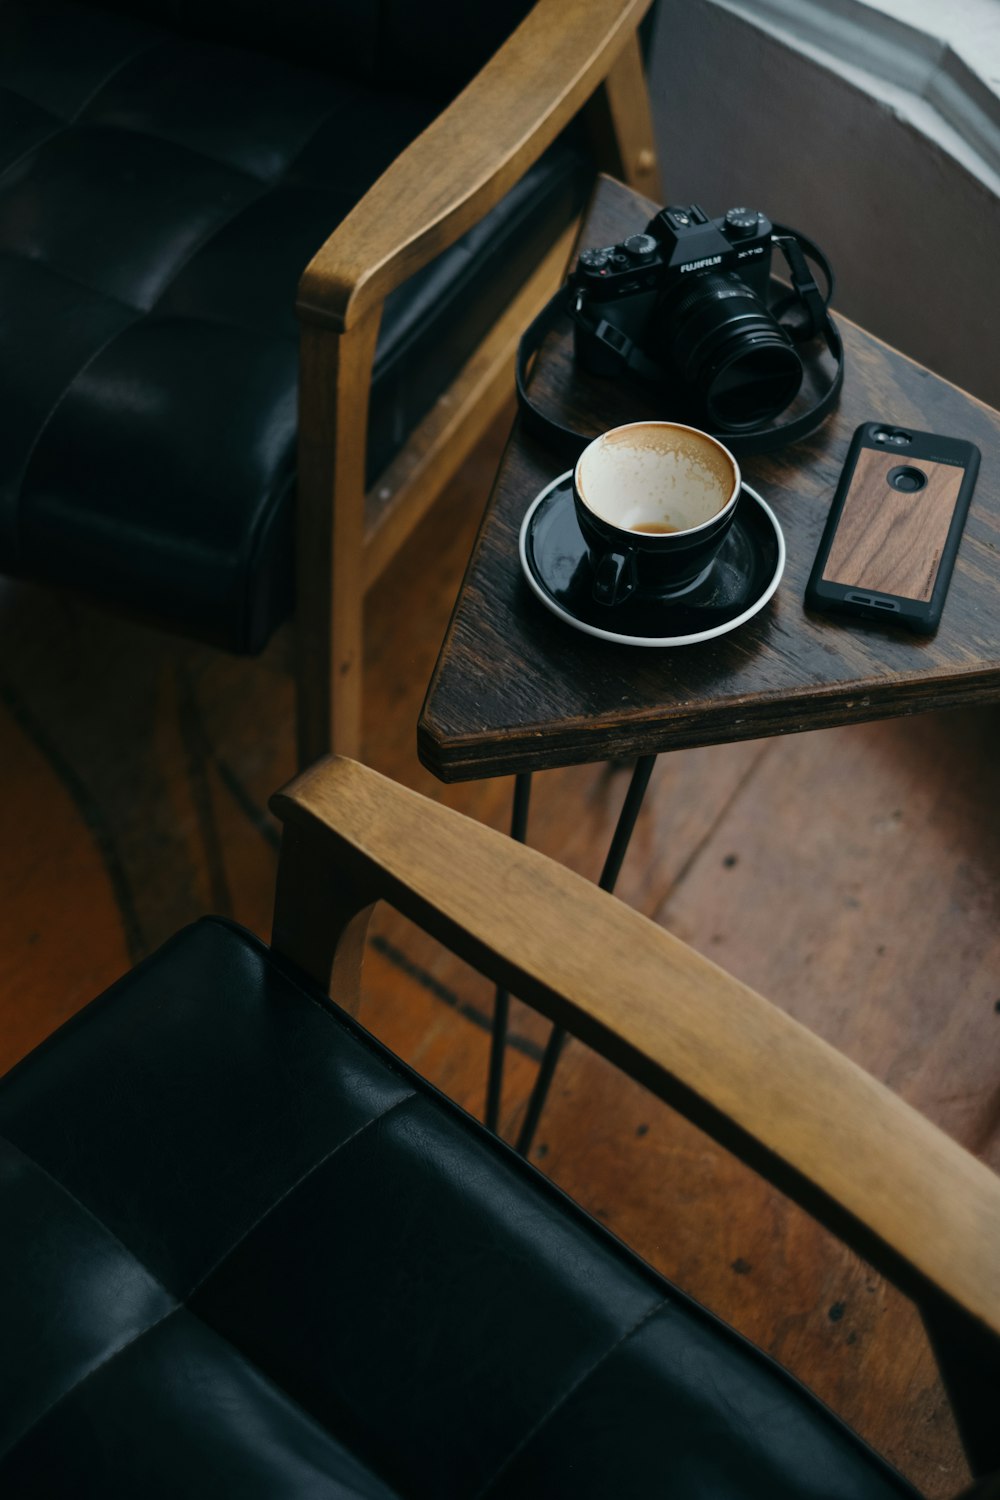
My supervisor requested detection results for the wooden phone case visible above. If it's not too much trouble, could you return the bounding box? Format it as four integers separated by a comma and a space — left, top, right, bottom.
805, 424, 980, 634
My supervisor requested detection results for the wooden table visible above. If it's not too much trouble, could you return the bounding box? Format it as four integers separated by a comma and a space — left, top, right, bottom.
419, 176, 1000, 786
419, 173, 1000, 1150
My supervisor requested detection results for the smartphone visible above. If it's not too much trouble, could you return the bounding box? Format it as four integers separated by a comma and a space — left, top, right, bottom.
805, 422, 980, 634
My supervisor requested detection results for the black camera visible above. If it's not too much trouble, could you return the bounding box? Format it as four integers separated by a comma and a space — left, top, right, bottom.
571, 204, 805, 433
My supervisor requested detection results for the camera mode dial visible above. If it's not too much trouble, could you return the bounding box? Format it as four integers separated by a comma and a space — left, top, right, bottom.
724, 207, 760, 239
578, 248, 612, 272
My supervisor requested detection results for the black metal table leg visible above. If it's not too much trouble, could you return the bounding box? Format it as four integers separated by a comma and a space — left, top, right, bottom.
515, 754, 658, 1157
484, 771, 532, 1132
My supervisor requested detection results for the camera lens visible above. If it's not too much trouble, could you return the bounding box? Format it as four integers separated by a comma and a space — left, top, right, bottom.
888, 465, 927, 492
654, 271, 802, 431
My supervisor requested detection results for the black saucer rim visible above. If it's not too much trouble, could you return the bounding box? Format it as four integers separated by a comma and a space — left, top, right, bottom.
519, 474, 785, 646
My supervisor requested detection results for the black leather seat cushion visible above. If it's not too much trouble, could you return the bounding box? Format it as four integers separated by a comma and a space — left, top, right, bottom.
0, 0, 588, 651
0, 916, 920, 1498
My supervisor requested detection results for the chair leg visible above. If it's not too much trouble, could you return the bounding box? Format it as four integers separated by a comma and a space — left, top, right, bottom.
587, 28, 664, 202
295, 311, 382, 767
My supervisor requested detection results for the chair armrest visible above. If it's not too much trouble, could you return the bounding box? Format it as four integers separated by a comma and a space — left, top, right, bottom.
271, 756, 1000, 1345
297, 0, 655, 331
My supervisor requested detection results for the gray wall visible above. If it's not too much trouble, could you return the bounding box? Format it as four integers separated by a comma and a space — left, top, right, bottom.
647, 1, 1000, 408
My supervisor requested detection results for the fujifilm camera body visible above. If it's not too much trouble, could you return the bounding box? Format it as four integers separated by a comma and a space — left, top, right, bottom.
571, 204, 803, 432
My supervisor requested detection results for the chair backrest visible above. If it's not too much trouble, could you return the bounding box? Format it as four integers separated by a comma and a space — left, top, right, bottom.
94, 0, 535, 95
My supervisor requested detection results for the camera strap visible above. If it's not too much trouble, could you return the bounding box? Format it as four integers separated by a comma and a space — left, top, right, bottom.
514, 224, 844, 463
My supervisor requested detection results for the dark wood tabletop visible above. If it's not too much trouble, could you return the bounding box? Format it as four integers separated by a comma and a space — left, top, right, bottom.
419, 176, 1000, 783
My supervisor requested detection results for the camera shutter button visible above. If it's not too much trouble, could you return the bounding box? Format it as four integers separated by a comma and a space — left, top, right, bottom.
579, 248, 611, 271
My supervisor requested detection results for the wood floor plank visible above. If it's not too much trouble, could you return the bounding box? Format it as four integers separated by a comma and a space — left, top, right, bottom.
656, 710, 1000, 1163
0, 692, 131, 1067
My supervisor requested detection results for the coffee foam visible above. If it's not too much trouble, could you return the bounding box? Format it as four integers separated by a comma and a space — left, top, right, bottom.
578, 425, 736, 533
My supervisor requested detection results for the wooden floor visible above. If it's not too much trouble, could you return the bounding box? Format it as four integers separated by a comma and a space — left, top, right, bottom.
2, 409, 997, 1497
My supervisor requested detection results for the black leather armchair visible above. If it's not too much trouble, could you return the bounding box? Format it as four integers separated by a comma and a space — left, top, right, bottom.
1, 756, 997, 1496
0, 0, 661, 763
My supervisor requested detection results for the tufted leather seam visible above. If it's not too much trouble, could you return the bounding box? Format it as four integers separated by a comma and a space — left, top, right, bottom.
2, 50, 420, 586
0, 39, 159, 189
0, 1132, 176, 1295
1, 239, 305, 336
79, 94, 366, 188
472, 1297, 672, 1500
0, 1302, 181, 1472
147, 302, 299, 340
73, 118, 271, 186
0, 84, 61, 121
143, 182, 309, 316
143, 178, 357, 336
0, 57, 363, 195
129, 67, 431, 312
0, 1097, 415, 1475
4, 100, 367, 318
183, 1091, 418, 1302
0, 1134, 178, 1466
108, 96, 363, 316
138, 88, 375, 307
68, 38, 165, 124
0, 38, 159, 131
0, 121, 61, 190
74, 29, 378, 189
0, 92, 62, 190
1, 1091, 415, 1307
7, 160, 288, 534
0, 1296, 404, 1495
0, 244, 143, 315
8, 312, 144, 566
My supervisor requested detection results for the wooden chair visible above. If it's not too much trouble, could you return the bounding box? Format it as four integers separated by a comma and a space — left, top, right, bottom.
275, 758, 1000, 1486
1, 754, 997, 1495
0, 0, 661, 767
295, 0, 663, 763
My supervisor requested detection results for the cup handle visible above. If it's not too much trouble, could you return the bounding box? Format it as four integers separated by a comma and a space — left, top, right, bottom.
592, 548, 638, 606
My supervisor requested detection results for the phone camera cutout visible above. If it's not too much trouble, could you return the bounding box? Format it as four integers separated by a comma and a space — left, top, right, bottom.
888, 464, 928, 493
873, 428, 912, 446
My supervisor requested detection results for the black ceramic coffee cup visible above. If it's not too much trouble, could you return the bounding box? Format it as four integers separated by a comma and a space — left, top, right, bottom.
573, 421, 742, 606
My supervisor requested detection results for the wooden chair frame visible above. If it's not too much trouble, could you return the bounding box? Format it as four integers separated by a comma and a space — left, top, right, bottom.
270, 755, 1000, 1486
293, 0, 662, 765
